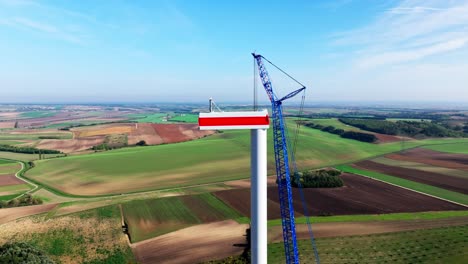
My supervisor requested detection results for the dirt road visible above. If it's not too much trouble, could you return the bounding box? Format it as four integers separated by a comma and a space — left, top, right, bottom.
132, 220, 248, 264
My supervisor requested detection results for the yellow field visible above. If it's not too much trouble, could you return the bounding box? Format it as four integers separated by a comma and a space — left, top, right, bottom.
77, 125, 134, 138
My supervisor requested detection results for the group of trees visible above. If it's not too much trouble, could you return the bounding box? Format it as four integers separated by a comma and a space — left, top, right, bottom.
0, 144, 61, 154
339, 118, 466, 138
463, 124, 468, 134
91, 140, 147, 152
0, 242, 54, 264
303, 122, 378, 143
0, 194, 43, 208
292, 169, 344, 188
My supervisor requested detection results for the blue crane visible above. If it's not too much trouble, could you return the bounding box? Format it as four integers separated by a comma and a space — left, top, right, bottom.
252, 53, 319, 264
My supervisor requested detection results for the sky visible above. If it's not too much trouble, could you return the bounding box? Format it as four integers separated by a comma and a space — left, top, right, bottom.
0, 0, 467, 103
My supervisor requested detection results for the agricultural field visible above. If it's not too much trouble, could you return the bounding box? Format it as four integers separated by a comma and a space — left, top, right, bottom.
303, 118, 401, 143
1, 104, 468, 263
268, 225, 468, 263
353, 159, 468, 194
341, 147, 468, 203
0, 129, 72, 140
133, 220, 248, 264
168, 113, 198, 123
0, 159, 30, 200
305, 118, 363, 131
25, 123, 468, 196
20, 111, 57, 119
386, 148, 468, 170
122, 193, 243, 242
0, 140, 24, 145
0, 151, 64, 162
214, 173, 466, 219
423, 142, 468, 154
131, 113, 169, 123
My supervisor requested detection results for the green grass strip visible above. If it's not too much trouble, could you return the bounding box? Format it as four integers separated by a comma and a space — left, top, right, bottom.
0, 193, 23, 201
336, 165, 468, 205
267, 210, 468, 226
0, 158, 14, 165
423, 142, 468, 154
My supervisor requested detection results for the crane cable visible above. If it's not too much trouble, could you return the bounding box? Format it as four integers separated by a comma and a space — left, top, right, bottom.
254, 57, 258, 111
260, 56, 320, 263
290, 91, 320, 264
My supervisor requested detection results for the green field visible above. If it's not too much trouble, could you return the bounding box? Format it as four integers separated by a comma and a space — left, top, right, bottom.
0, 183, 30, 195
43, 120, 110, 129
0, 151, 64, 162
0, 193, 23, 201
268, 225, 468, 263
0, 159, 14, 165
267, 211, 468, 226
20, 111, 56, 118
423, 143, 468, 154
0, 131, 72, 140
168, 113, 198, 123
25, 122, 468, 196
336, 165, 468, 205
0, 140, 24, 145
0, 160, 29, 199
0, 162, 20, 174
122, 193, 242, 242
371, 156, 468, 179
131, 113, 169, 123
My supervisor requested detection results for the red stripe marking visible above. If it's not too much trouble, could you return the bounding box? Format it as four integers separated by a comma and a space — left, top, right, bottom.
199, 116, 269, 126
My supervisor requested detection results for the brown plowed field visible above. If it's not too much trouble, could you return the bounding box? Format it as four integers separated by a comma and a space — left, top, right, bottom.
127, 123, 164, 145
0, 112, 20, 120
386, 148, 468, 171
36, 123, 215, 153
353, 160, 468, 194
269, 216, 468, 242
151, 124, 214, 143
35, 137, 105, 153
0, 203, 58, 225
374, 133, 400, 143
0, 175, 24, 186
132, 220, 248, 264
0, 121, 15, 129
214, 173, 465, 219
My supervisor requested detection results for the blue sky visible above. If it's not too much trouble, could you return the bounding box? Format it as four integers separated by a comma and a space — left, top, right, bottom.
1, 0, 467, 103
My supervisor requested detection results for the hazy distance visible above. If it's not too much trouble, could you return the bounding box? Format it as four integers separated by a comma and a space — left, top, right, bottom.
1, 0, 467, 103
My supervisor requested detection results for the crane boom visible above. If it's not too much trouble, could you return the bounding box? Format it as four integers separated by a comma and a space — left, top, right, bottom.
252, 53, 301, 263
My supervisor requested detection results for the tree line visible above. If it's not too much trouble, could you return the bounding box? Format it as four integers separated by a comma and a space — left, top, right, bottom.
338, 118, 466, 138
303, 122, 378, 143
0, 144, 61, 154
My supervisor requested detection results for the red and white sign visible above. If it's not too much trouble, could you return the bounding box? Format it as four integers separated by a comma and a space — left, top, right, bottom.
199, 110, 269, 130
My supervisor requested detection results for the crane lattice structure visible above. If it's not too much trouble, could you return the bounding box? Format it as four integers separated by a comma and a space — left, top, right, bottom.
252, 53, 320, 264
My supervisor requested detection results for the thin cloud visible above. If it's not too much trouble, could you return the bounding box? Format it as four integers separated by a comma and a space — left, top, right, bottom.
332, 0, 468, 68
13, 17, 57, 33
387, 6, 443, 14
358, 37, 468, 68
5, 16, 86, 44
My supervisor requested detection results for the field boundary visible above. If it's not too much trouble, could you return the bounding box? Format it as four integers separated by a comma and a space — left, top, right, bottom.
340, 167, 468, 208
267, 210, 468, 226
0, 159, 37, 200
